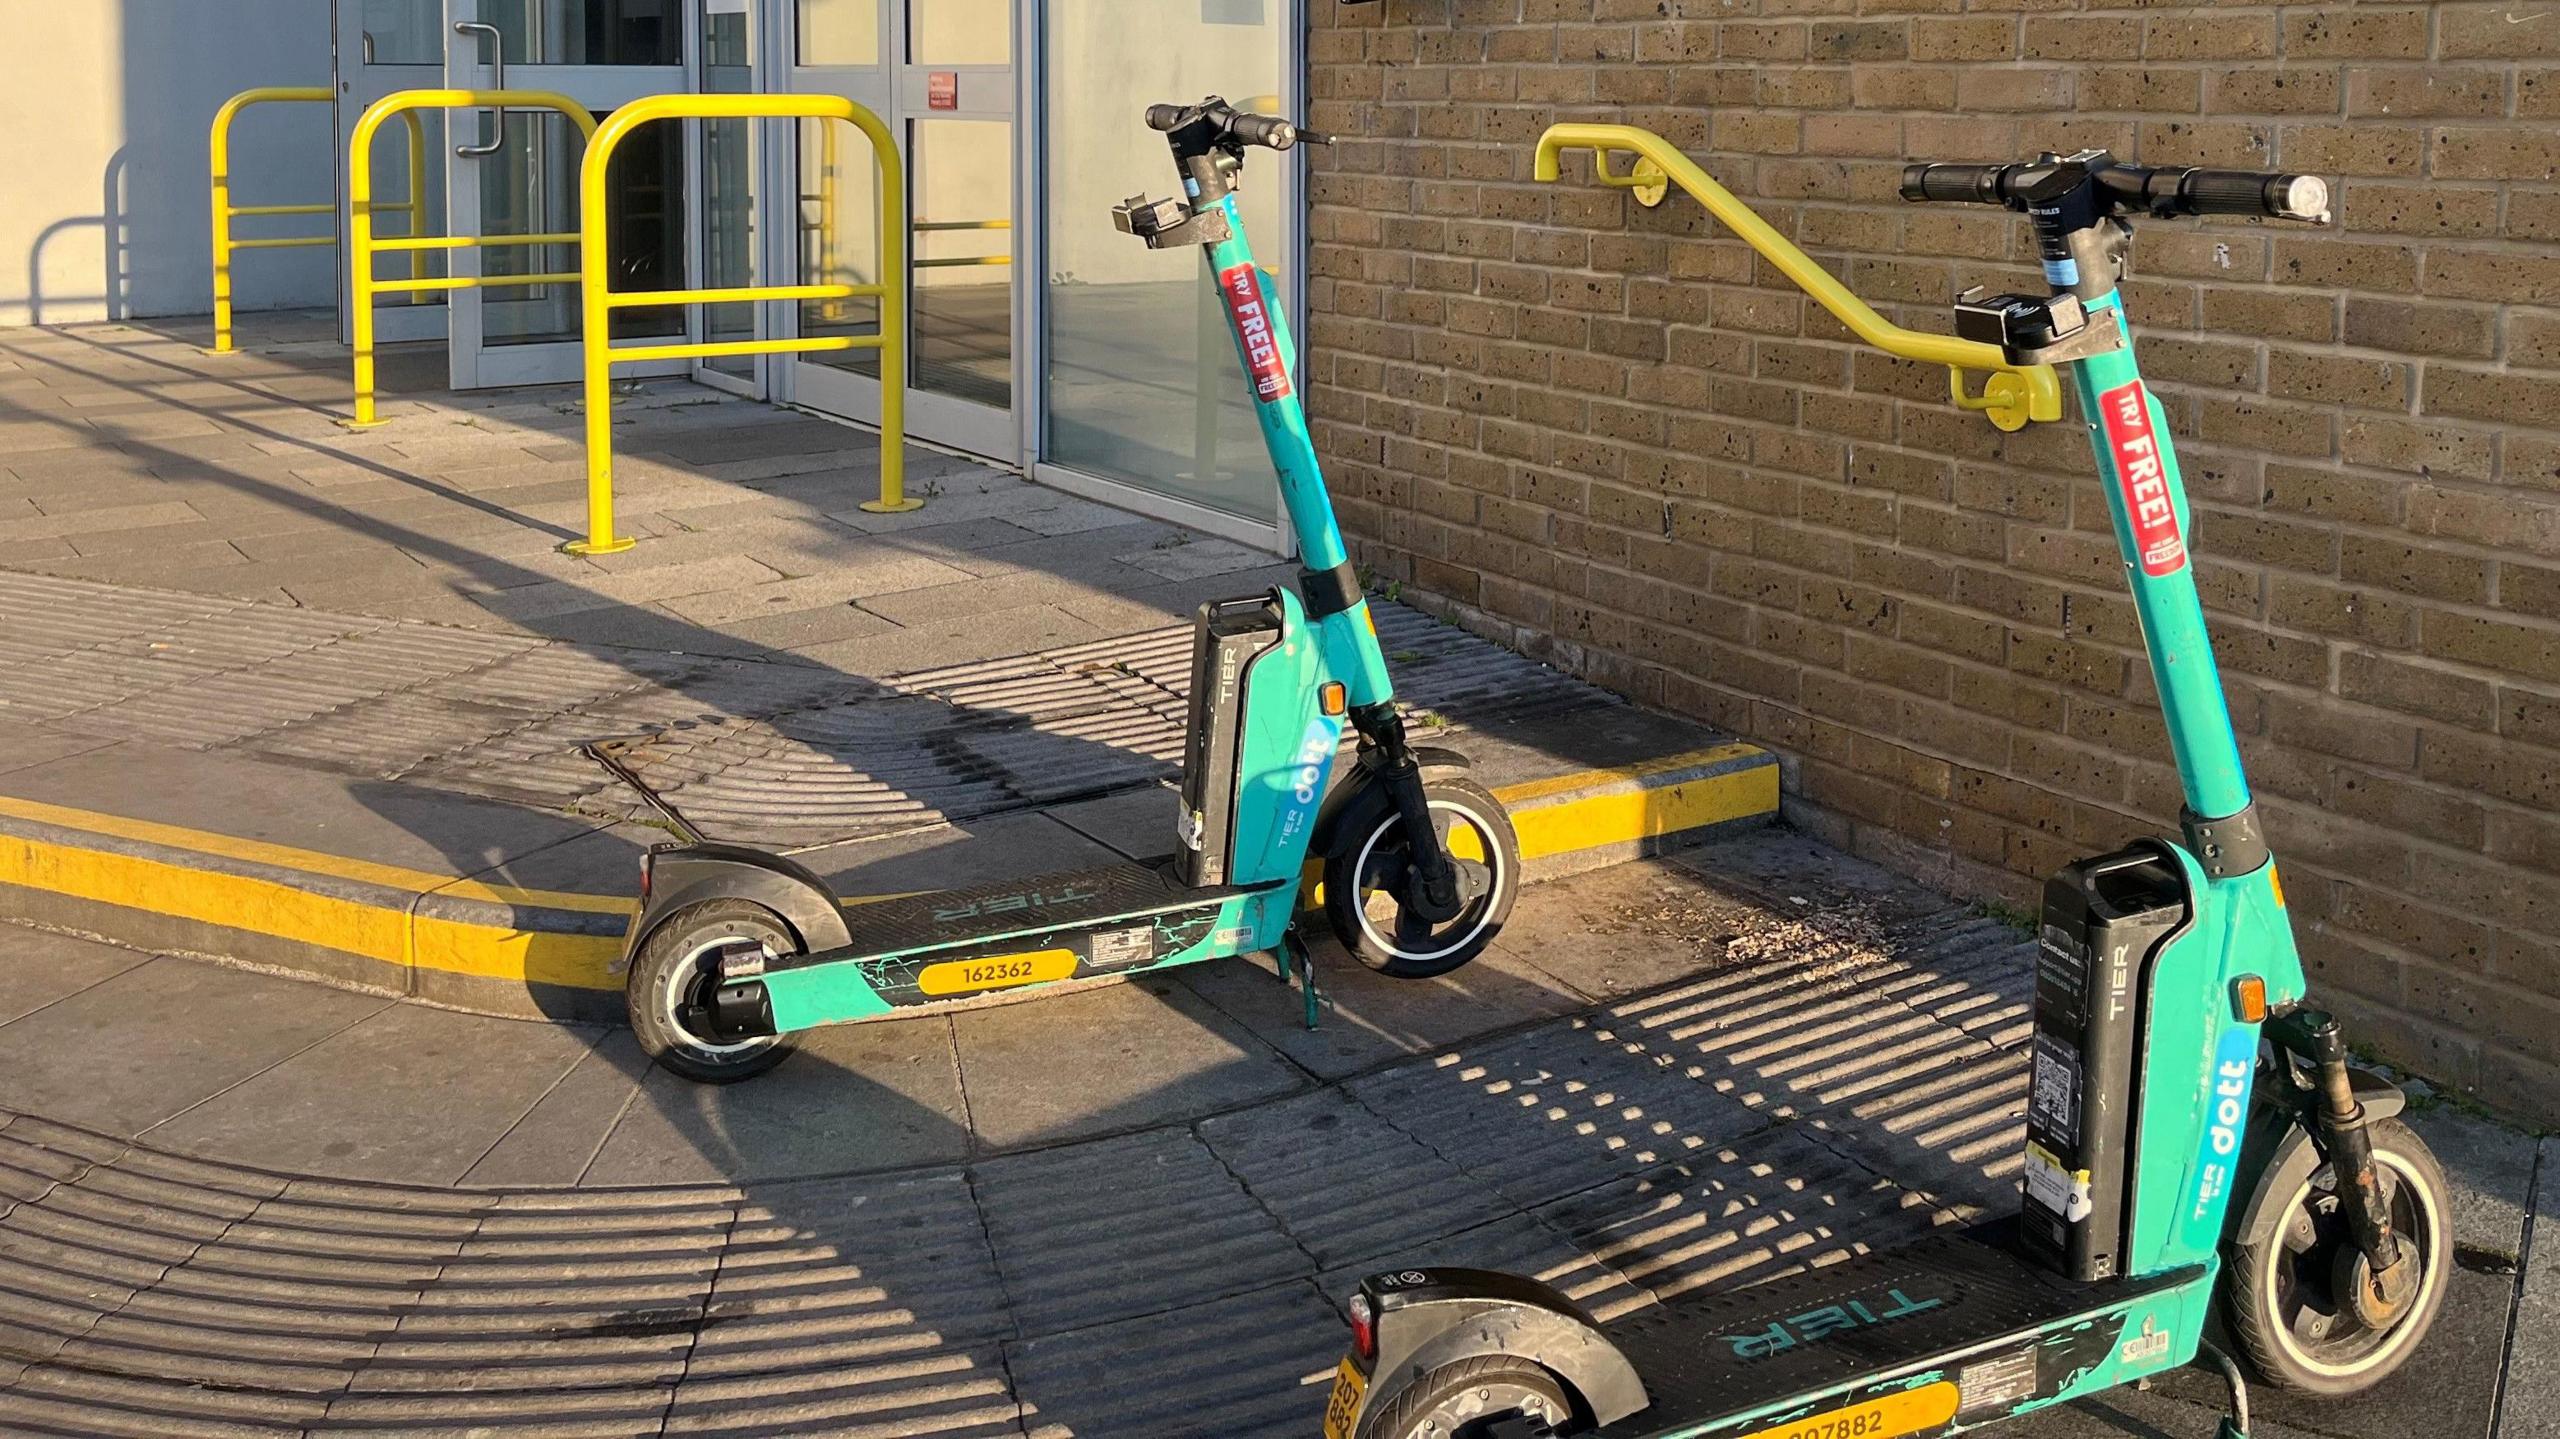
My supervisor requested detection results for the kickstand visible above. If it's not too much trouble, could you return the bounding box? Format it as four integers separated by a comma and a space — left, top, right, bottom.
1279, 929, 1328, 1031
2198, 1340, 2251, 1439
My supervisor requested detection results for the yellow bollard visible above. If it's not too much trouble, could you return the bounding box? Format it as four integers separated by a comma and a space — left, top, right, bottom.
208, 87, 336, 356
343, 89, 595, 430
571, 93, 918, 557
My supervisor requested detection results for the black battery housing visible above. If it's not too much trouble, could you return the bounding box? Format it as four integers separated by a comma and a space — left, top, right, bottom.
2021, 840, 2191, 1280
1175, 593, 1284, 887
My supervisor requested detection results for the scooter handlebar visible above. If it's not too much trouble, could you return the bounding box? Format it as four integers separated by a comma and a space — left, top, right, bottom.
1144, 98, 1322, 150
1901, 158, 2330, 223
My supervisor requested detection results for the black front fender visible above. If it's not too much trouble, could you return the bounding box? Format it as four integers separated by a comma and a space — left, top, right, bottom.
1350, 1268, 1647, 1435
1311, 745, 1474, 862
623, 843, 853, 970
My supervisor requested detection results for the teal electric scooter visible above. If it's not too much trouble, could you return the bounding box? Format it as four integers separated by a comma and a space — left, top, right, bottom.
617, 99, 1518, 1083
1321, 129, 2451, 1439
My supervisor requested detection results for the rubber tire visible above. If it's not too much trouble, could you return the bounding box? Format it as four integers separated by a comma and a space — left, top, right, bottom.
1322, 775, 1521, 980
2224, 1116, 2450, 1397
1357, 1356, 1575, 1439
626, 898, 799, 1084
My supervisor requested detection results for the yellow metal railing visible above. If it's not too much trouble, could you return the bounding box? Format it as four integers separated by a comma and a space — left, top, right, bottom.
343, 89, 599, 430
1533, 123, 2062, 432
209, 87, 427, 355
916, 218, 1012, 270
574, 93, 915, 557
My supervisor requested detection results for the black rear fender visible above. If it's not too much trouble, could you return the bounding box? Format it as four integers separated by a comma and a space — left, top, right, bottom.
1353, 1267, 1646, 1435
624, 844, 852, 969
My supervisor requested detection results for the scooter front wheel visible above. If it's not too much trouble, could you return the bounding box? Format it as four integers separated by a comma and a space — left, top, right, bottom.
627, 899, 800, 1084
1323, 776, 1520, 979
2225, 1116, 2450, 1395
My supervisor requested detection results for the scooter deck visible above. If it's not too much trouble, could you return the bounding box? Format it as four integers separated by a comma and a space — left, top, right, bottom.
1594, 1221, 2200, 1437
760, 857, 1270, 996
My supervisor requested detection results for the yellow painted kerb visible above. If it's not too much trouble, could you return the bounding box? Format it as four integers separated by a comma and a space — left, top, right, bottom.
0, 745, 1778, 997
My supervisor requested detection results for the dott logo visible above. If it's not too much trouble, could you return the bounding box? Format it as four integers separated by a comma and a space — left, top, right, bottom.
2097, 380, 2186, 577
1218, 263, 1292, 402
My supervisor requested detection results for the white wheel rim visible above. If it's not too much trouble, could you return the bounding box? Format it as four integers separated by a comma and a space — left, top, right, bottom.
662, 933, 777, 1059
1352, 797, 1506, 963
2257, 1141, 2446, 1379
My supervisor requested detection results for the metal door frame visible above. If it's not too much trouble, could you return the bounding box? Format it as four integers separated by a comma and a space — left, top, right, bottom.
441, 0, 692, 389
771, 0, 1023, 468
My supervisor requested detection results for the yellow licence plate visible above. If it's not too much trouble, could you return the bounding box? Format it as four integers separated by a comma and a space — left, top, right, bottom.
1737, 1381, 1961, 1439
1322, 1358, 1367, 1439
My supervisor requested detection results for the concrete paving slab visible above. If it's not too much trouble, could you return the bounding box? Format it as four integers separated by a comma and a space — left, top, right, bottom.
580, 1013, 970, 1186
793, 812, 1128, 900
2407, 1102, 2541, 1257
1486, 854, 1775, 1000
0, 924, 153, 1026
1200, 1087, 1517, 1269
458, 1031, 653, 1189
142, 1003, 602, 1186
0, 722, 116, 778
0, 957, 390, 1137
948, 972, 1303, 1150
2006, 1386, 2331, 1439
1178, 942, 1595, 1081
974, 1126, 1313, 1336
1004, 1281, 1344, 1439
0, 741, 627, 886
2505, 1137, 2560, 1438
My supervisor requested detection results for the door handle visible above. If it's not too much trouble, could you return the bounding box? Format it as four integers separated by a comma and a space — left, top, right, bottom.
454, 20, 505, 157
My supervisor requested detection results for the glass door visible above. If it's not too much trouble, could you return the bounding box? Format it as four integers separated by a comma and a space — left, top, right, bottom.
443, 0, 691, 389
339, 0, 452, 347
689, 0, 763, 396
779, 0, 1020, 466
1033, 0, 1298, 544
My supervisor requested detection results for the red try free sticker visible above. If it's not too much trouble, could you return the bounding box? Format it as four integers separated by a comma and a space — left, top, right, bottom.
2097, 380, 2187, 578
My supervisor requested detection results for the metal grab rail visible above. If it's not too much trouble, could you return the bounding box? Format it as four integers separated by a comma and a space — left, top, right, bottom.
574, 93, 915, 557
209, 88, 427, 355
344, 89, 600, 430
1533, 123, 2063, 432
916, 217, 1012, 270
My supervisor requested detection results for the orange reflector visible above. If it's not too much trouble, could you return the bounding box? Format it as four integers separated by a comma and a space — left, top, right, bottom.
1319, 682, 1347, 716
2267, 863, 2286, 909
2233, 975, 2268, 1024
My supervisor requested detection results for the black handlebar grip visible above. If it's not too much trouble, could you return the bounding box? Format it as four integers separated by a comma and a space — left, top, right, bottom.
2176, 168, 2331, 222
1227, 112, 1299, 150
1900, 162, 2013, 205
1145, 104, 1187, 132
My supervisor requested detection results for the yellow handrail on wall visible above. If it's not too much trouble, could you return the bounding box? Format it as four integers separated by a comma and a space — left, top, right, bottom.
1533, 123, 2062, 432
343, 89, 600, 430
209, 87, 427, 355
574, 93, 915, 557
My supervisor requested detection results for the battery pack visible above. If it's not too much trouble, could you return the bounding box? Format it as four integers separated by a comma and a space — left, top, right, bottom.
2021, 841, 2190, 1280
1175, 593, 1284, 887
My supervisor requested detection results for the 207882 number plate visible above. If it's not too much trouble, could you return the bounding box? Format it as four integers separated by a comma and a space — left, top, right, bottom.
1321, 1359, 1367, 1439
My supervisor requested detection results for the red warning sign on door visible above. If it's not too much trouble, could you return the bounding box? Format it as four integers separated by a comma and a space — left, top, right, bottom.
927, 72, 959, 110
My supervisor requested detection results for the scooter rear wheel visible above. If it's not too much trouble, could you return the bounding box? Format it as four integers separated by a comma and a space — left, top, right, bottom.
1323, 776, 1520, 980
1356, 1355, 1572, 1439
627, 899, 800, 1083
2225, 1116, 2449, 1396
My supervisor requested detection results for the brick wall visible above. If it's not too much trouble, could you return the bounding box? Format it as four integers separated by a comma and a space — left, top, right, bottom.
1305, 0, 2560, 1116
